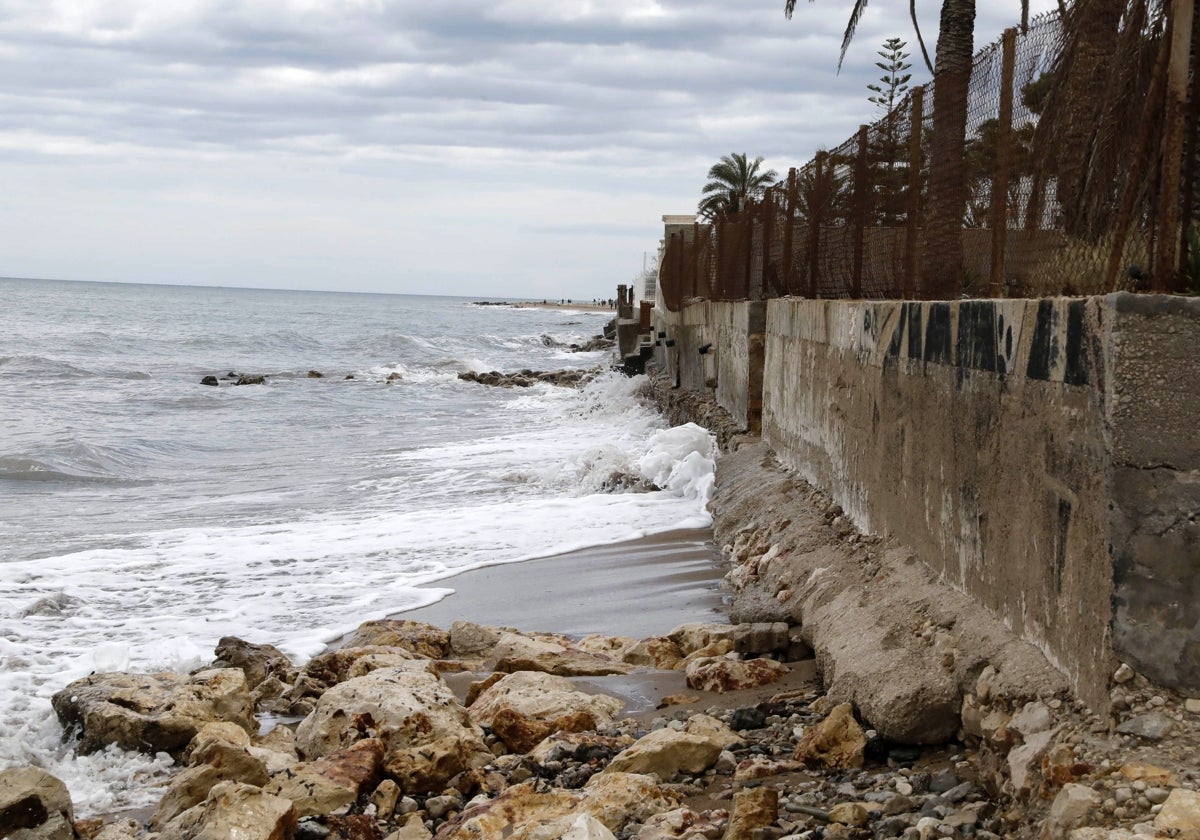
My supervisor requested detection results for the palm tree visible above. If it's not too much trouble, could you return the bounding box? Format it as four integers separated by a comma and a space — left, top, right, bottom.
785, 0, 934, 74
698, 153, 779, 220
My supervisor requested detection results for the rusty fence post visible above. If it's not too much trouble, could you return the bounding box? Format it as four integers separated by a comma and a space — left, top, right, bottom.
989, 28, 1017, 298
852, 125, 869, 299
1154, 0, 1196, 290
904, 87, 925, 299
783, 168, 798, 294
807, 152, 826, 297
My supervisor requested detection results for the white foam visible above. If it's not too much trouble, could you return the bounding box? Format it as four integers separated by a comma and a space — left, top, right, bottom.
0, 370, 716, 816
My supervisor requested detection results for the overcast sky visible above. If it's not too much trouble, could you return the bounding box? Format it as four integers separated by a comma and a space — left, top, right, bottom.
0, 0, 1055, 298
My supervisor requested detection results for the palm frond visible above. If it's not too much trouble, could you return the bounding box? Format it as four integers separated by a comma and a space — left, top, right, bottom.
838, 0, 870, 72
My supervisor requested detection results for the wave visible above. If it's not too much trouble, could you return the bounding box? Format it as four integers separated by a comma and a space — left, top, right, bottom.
0, 443, 155, 485
0, 354, 152, 381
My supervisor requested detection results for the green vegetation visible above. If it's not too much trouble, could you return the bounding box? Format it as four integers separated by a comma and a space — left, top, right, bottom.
698, 153, 779, 221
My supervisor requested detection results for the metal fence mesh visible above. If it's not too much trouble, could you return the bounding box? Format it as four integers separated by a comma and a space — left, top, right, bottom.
659, 0, 1198, 310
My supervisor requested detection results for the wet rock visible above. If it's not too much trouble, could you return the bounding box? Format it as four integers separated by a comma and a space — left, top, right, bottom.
51, 669, 255, 755
794, 703, 866, 771
264, 738, 384, 818
200, 376, 219, 386
235, 375, 266, 385
604, 728, 723, 780
160, 781, 296, 840
342, 620, 450, 659
685, 657, 789, 692
308, 370, 324, 378
468, 671, 623, 729
213, 636, 297, 691
493, 633, 633, 677
0, 767, 75, 840
723, 787, 777, 840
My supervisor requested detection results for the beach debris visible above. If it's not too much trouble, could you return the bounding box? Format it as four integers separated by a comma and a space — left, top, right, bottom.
51, 669, 255, 754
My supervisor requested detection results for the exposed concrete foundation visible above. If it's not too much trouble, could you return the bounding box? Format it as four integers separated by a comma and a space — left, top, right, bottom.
652, 292, 1200, 709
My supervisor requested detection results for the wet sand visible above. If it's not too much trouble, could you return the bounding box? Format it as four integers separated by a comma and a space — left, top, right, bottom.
401, 528, 727, 639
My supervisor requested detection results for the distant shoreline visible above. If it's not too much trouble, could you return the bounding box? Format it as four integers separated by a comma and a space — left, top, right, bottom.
473, 299, 617, 312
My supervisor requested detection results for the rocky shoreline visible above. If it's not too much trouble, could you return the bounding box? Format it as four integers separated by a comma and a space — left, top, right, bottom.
4, 371, 1199, 840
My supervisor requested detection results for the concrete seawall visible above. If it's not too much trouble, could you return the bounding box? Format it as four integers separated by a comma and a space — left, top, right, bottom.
650, 293, 1200, 709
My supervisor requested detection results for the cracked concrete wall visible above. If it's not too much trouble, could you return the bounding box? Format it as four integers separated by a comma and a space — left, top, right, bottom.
1105, 294, 1200, 690
652, 301, 765, 432
760, 294, 1200, 707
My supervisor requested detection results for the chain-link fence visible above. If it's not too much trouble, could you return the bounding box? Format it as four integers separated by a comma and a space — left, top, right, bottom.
659, 0, 1198, 310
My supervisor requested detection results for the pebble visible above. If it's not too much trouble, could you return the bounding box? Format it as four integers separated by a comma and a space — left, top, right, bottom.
1114, 663, 1136, 683
1185, 698, 1200, 714
1145, 787, 1170, 804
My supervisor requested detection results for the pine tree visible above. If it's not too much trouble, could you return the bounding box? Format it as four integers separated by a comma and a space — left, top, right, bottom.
867, 38, 912, 116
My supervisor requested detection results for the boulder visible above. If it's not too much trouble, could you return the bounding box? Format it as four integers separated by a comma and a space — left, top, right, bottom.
212, 637, 297, 691
51, 669, 255, 754
723, 787, 777, 840
494, 633, 633, 677
160, 781, 296, 840
1042, 784, 1100, 840
200, 376, 219, 386
793, 703, 866, 771
685, 657, 789, 693
342, 620, 450, 659
603, 729, 722, 779
264, 738, 384, 818
385, 734, 491, 795
295, 668, 489, 765
527, 732, 634, 768
490, 708, 597, 754
676, 641, 735, 670
578, 772, 683, 832
448, 622, 505, 658
668, 623, 788, 657
184, 721, 252, 762
683, 714, 743, 750
620, 638, 683, 670
0, 768, 75, 840
1155, 789, 1200, 840
561, 814, 617, 840
1008, 727, 1061, 794
235, 375, 266, 386
296, 646, 420, 691
469, 671, 623, 729
151, 750, 270, 828
636, 809, 729, 840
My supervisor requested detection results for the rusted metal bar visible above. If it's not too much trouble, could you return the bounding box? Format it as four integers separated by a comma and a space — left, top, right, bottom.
1104, 25, 1173, 291
807, 152, 826, 297
852, 125, 869, 299
1153, 0, 1196, 291
783, 168, 798, 294
989, 29, 1017, 298
904, 87, 925, 299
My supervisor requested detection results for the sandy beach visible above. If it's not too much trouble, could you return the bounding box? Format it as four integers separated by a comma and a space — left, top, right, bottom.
400, 528, 727, 639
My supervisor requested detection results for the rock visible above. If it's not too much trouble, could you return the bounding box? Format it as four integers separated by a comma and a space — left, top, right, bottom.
527, 732, 633, 768
52, 669, 255, 754
1155, 789, 1200, 839
0, 768, 75, 839
448, 622, 504, 658
1008, 727, 1060, 794
828, 803, 870, 828
669, 623, 738, 656
1186, 698, 1200, 715
489, 707, 597, 754
636, 808, 728, 840
794, 703, 866, 771
1119, 763, 1175, 786
151, 747, 270, 827
677, 641, 736, 670
685, 657, 788, 692
307, 370, 324, 378
91, 819, 142, 839
264, 738, 384, 818
342, 620, 450, 658
728, 708, 766, 731
160, 781, 297, 840
1112, 664, 1136, 684
200, 376, 219, 386
732, 756, 802, 781
235, 375, 266, 385
1115, 712, 1174, 740
386, 814, 432, 840
579, 773, 683, 833
620, 637, 684, 670
433, 780, 579, 839
1009, 701, 1054, 737
184, 721, 252, 762
1043, 784, 1100, 840
604, 729, 723, 780
213, 637, 297, 691
561, 814, 617, 840
723, 787, 777, 840
295, 669, 491, 788
683, 714, 743, 750
493, 633, 633, 677
469, 671, 623, 729
371, 779, 401, 820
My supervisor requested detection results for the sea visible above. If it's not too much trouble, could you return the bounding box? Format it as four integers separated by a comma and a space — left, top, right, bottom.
0, 277, 716, 814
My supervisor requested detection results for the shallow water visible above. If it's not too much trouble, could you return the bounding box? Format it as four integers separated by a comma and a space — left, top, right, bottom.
0, 278, 715, 813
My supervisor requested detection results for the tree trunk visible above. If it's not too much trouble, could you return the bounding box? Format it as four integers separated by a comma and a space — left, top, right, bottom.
924, 0, 976, 299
